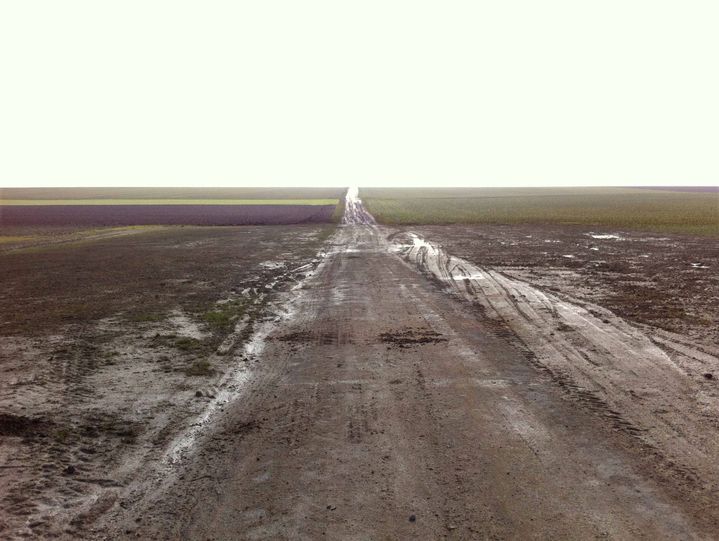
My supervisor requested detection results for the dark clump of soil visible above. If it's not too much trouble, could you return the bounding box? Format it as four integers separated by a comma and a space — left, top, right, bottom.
230, 420, 261, 435
275, 330, 315, 343
0, 413, 49, 437
380, 328, 448, 348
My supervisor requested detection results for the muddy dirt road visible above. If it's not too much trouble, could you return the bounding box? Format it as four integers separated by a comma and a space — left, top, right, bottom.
96, 192, 718, 540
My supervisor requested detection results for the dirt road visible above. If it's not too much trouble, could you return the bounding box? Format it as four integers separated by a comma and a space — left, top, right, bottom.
98, 192, 717, 540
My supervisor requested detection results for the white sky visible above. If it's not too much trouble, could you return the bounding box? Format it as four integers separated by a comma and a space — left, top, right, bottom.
1, 1, 717, 188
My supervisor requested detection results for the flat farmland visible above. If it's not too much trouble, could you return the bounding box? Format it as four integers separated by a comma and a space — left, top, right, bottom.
361, 187, 719, 235
0, 188, 344, 227
406, 223, 719, 344
0, 224, 334, 537
2, 187, 719, 540
0, 187, 346, 200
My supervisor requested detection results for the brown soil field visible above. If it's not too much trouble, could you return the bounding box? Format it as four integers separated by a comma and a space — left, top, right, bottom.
1, 189, 718, 540
0, 187, 346, 200
410, 224, 719, 344
0, 204, 336, 226
0, 225, 333, 538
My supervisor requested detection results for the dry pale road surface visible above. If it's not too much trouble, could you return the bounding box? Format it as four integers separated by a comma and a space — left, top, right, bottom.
115, 223, 712, 541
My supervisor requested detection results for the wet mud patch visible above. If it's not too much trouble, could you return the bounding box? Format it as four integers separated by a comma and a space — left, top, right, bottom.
275, 330, 315, 344
227, 419, 262, 437
379, 328, 448, 349
409, 224, 719, 344
78, 413, 145, 444
391, 225, 719, 526
274, 324, 355, 347
0, 224, 335, 538
0, 413, 50, 438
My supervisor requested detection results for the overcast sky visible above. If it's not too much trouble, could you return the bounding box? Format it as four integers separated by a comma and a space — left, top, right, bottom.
1, 1, 717, 187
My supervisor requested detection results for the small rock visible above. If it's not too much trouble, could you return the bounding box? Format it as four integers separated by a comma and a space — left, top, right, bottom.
64, 465, 76, 475
448, 524, 457, 530
704, 373, 714, 380
409, 514, 416, 523
195, 390, 203, 397
327, 505, 337, 511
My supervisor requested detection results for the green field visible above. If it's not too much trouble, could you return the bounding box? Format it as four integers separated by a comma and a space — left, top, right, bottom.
0, 199, 338, 206
361, 188, 719, 236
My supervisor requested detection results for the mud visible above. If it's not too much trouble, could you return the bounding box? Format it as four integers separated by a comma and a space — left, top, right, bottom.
391, 228, 719, 515
0, 225, 333, 538
379, 328, 449, 348
340, 187, 375, 225
2, 197, 718, 539
409, 224, 718, 343
0, 204, 336, 226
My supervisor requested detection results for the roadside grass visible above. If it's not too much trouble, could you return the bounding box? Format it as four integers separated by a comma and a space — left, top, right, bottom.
174, 337, 205, 352
202, 299, 249, 333
361, 188, 719, 236
202, 310, 234, 329
183, 359, 214, 377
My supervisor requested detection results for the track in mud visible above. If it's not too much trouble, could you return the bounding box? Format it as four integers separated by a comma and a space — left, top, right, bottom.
341, 187, 376, 225
3, 190, 718, 539
91, 190, 718, 539
391, 231, 719, 497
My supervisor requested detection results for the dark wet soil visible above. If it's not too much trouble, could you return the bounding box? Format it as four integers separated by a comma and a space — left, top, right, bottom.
379, 328, 448, 348
0, 225, 333, 539
101, 225, 716, 540
411, 224, 719, 344
0, 414, 49, 438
